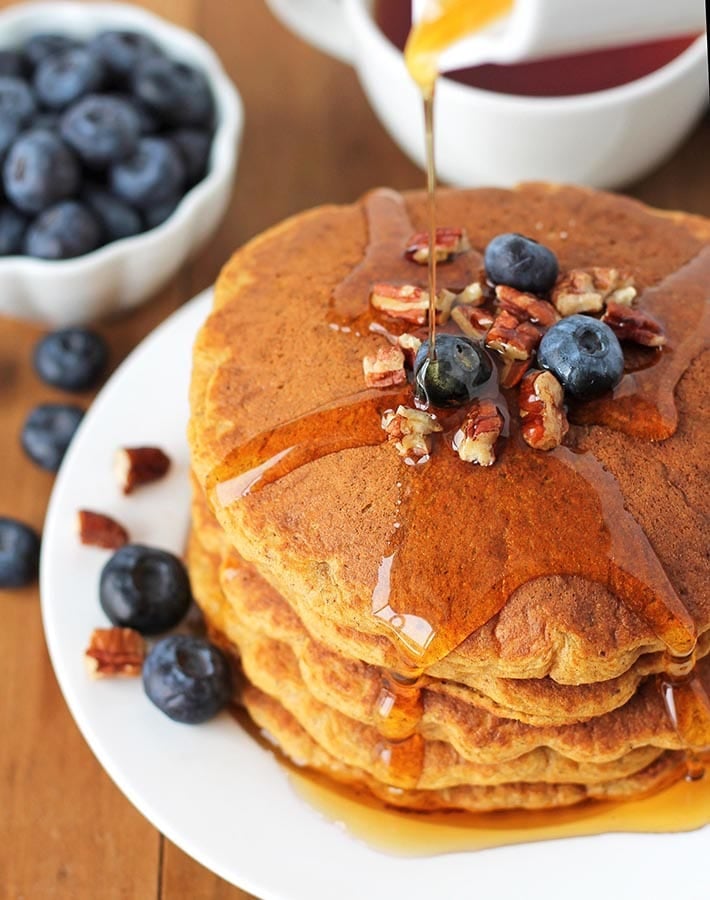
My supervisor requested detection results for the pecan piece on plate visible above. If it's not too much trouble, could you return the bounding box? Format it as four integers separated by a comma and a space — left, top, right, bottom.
114, 446, 171, 495
602, 301, 666, 347
451, 305, 494, 340
485, 310, 541, 361
84, 627, 145, 678
552, 267, 637, 317
405, 227, 471, 264
363, 345, 407, 388
455, 281, 485, 307
518, 370, 569, 450
381, 405, 442, 465
453, 399, 504, 467
371, 284, 429, 324
77, 509, 129, 549
495, 284, 559, 327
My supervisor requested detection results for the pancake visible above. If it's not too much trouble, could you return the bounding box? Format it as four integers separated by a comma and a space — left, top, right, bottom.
188, 183, 710, 810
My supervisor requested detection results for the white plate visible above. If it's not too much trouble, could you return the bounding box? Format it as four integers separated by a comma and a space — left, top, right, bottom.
41, 291, 710, 900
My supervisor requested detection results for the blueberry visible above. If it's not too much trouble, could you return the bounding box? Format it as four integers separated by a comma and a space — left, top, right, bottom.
143, 193, 180, 229
0, 76, 37, 125
0, 50, 25, 78
0, 117, 20, 161
89, 30, 163, 79
99, 544, 192, 635
33, 327, 108, 391
23, 34, 81, 69
24, 201, 101, 259
143, 635, 231, 724
485, 233, 559, 295
34, 48, 105, 110
0, 517, 40, 588
82, 184, 142, 242
21, 402, 83, 471
170, 128, 211, 184
132, 57, 214, 127
537, 315, 624, 399
414, 334, 493, 408
0, 205, 27, 255
61, 94, 140, 166
108, 93, 160, 134
3, 129, 80, 214
109, 137, 185, 209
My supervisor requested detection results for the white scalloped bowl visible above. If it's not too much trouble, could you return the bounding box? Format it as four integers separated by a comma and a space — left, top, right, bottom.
0, 2, 243, 326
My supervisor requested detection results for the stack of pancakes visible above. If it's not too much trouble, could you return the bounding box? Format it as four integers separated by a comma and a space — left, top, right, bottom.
188, 184, 710, 812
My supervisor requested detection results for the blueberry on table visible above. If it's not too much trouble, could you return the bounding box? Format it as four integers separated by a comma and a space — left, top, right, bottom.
485, 232, 559, 295
33, 48, 105, 110
0, 76, 37, 125
0, 205, 27, 255
0, 517, 40, 589
24, 201, 101, 260
99, 544, 192, 635
414, 334, 493, 408
82, 184, 142, 242
21, 403, 84, 471
143, 635, 232, 724
3, 129, 80, 215
33, 327, 108, 392
61, 94, 141, 167
132, 57, 214, 127
89, 30, 163, 79
0, 50, 25, 78
109, 137, 185, 209
537, 315, 624, 399
170, 127, 212, 185
23, 34, 81, 69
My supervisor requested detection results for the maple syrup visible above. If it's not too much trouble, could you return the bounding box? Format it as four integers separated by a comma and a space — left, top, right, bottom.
208, 0, 709, 844
377, 0, 698, 97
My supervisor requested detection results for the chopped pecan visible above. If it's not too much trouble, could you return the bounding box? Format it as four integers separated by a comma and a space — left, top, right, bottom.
77, 510, 129, 549
451, 305, 494, 339
84, 627, 145, 678
602, 301, 666, 347
397, 333, 422, 367
485, 310, 541, 361
115, 446, 171, 494
363, 345, 407, 388
552, 267, 636, 316
381, 405, 442, 465
371, 283, 429, 324
518, 370, 569, 450
455, 281, 484, 306
436, 288, 457, 324
495, 285, 559, 327
500, 357, 532, 389
405, 227, 471, 264
453, 399, 503, 466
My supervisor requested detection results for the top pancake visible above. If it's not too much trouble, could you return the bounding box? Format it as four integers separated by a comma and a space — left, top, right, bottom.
189, 183, 710, 685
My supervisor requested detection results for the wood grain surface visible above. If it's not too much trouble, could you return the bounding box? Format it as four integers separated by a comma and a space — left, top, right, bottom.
0, 1, 707, 897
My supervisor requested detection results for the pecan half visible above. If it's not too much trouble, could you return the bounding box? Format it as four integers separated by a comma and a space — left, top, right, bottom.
397, 333, 422, 367
518, 370, 569, 450
371, 284, 429, 324
114, 446, 171, 495
381, 405, 442, 464
363, 345, 407, 388
451, 305, 494, 339
500, 357, 532, 389
602, 301, 666, 347
485, 310, 541, 361
84, 627, 145, 678
552, 267, 636, 317
405, 227, 471, 264
453, 399, 503, 467
77, 510, 129, 549
495, 285, 559, 327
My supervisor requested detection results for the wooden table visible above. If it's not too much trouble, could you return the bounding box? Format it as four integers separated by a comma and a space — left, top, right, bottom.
0, 1, 707, 896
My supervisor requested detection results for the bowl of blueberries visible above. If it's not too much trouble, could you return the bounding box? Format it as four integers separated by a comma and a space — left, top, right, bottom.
0, 2, 242, 325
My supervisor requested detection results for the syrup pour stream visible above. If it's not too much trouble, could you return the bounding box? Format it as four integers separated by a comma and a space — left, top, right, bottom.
208, 189, 710, 791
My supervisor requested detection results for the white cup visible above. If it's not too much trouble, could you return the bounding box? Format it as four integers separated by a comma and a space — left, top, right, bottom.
266, 0, 708, 189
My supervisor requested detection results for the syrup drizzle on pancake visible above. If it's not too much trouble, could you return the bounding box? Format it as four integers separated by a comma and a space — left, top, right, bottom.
207, 188, 710, 790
